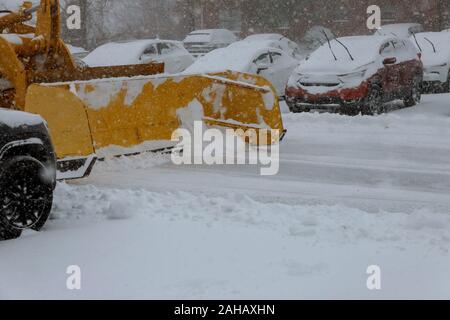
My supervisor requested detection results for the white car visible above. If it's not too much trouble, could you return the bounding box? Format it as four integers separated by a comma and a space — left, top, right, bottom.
375, 23, 424, 38
239, 33, 302, 60
183, 29, 238, 58
83, 39, 195, 74
184, 43, 299, 97
411, 32, 450, 92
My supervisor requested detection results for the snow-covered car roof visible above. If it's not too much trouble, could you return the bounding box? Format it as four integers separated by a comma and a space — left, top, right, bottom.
411, 32, 450, 66
83, 39, 182, 67
183, 29, 237, 44
376, 23, 424, 38
229, 39, 287, 50
244, 33, 286, 41
183, 44, 283, 74
299, 35, 395, 73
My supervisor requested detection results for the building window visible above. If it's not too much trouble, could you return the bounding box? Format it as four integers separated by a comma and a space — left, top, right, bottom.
332, 3, 350, 23
382, 5, 396, 23
219, 8, 242, 32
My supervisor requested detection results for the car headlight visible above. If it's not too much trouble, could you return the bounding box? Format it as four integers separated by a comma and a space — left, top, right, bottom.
338, 69, 367, 82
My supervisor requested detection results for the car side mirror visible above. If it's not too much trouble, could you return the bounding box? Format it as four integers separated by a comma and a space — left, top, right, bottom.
383, 57, 397, 65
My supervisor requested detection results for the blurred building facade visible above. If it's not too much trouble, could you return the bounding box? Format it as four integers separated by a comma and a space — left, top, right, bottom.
176, 0, 450, 41
61, 0, 450, 48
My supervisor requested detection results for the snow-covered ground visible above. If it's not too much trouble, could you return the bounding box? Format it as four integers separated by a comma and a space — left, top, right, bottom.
1, 94, 450, 299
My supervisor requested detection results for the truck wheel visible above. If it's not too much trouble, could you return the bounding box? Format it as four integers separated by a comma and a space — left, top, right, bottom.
361, 84, 383, 116
0, 156, 54, 240
404, 76, 422, 107
0, 223, 22, 241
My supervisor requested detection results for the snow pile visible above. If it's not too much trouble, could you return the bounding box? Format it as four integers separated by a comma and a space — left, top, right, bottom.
91, 152, 171, 173
52, 182, 450, 250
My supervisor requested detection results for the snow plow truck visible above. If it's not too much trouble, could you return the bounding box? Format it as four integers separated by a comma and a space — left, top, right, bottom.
0, 0, 285, 180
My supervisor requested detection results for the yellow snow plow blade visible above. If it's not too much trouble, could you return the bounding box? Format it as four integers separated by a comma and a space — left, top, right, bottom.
24, 71, 285, 160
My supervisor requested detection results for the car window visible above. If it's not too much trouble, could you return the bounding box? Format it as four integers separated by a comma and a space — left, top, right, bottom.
254, 53, 270, 65
395, 39, 417, 60
393, 40, 412, 57
380, 42, 395, 56
392, 40, 405, 53
270, 52, 283, 63
158, 43, 173, 55
143, 45, 157, 56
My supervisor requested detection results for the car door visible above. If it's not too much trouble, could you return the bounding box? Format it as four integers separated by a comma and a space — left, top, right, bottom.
157, 42, 177, 73
172, 43, 195, 72
252, 51, 280, 94
139, 44, 158, 65
379, 41, 400, 96
398, 40, 421, 93
268, 51, 296, 96
392, 40, 411, 94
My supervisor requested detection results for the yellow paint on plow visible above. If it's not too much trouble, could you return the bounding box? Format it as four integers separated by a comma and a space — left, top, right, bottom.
24, 71, 285, 160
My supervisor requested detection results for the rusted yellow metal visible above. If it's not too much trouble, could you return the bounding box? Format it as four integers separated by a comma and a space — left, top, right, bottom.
24, 71, 284, 159
25, 84, 95, 158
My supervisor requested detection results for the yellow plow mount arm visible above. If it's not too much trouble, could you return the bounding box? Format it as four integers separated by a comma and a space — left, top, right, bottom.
24, 71, 285, 164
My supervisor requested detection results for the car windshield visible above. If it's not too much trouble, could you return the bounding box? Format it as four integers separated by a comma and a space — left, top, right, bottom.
309, 37, 378, 63
414, 33, 450, 54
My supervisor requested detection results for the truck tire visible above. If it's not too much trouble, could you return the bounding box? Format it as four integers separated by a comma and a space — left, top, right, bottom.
0, 156, 54, 240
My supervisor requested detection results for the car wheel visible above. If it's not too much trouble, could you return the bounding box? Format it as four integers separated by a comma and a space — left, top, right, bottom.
340, 104, 359, 116
404, 76, 422, 108
444, 71, 450, 93
287, 103, 310, 113
361, 84, 383, 116
0, 156, 54, 240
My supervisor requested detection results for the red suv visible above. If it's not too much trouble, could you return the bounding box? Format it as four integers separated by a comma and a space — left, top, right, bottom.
286, 36, 423, 115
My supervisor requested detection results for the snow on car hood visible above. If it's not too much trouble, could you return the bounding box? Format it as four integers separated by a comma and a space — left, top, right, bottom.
84, 40, 158, 67
184, 33, 213, 44
0, 108, 44, 128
